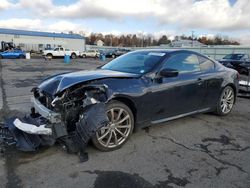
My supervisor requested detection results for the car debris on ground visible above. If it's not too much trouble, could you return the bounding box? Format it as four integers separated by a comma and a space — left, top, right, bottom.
0, 86, 109, 162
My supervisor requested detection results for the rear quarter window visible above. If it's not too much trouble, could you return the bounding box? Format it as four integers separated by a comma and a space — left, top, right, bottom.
198, 56, 215, 71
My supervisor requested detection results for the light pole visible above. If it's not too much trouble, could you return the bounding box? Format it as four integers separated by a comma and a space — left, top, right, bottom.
191, 30, 195, 47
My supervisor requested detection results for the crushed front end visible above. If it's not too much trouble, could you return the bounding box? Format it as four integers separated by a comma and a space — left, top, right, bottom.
0, 84, 109, 162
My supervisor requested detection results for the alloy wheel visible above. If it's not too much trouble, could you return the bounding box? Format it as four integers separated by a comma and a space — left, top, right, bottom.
220, 87, 235, 114
96, 107, 132, 149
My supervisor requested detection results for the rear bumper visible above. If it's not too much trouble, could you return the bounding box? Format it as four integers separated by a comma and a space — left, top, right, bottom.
239, 83, 250, 96
31, 97, 61, 123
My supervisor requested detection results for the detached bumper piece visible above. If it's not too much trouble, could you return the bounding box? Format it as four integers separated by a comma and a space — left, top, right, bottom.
13, 118, 52, 135
0, 116, 54, 152
0, 103, 108, 162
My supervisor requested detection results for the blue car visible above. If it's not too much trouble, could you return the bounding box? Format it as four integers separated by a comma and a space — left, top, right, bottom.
0, 49, 26, 59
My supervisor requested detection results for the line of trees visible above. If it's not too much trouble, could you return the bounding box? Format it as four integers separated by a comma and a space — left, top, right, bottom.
84, 33, 240, 47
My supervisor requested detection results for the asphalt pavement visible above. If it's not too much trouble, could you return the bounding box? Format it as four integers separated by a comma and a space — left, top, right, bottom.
0, 58, 250, 188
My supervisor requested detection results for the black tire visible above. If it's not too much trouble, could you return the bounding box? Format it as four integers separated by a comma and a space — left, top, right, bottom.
215, 86, 235, 116
71, 53, 77, 59
0, 55, 3, 59
46, 53, 53, 59
92, 100, 134, 152
82, 54, 87, 58
112, 54, 116, 58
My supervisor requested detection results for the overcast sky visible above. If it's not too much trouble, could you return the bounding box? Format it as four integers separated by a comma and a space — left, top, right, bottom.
0, 0, 250, 44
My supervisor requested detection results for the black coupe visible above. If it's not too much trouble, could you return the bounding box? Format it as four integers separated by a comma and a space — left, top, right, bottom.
5, 50, 239, 153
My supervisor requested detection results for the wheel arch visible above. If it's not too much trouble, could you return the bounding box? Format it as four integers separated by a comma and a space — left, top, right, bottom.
19, 54, 25, 58
110, 96, 137, 124
46, 53, 53, 57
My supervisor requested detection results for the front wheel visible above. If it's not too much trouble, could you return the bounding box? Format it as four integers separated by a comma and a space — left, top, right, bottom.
92, 101, 134, 151
46, 54, 53, 59
215, 86, 235, 116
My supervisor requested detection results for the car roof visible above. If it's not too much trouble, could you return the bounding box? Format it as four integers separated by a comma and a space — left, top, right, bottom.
133, 49, 204, 55
135, 49, 197, 53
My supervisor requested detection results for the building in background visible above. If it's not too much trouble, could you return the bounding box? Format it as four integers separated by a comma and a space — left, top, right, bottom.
170, 39, 206, 48
0, 28, 85, 52
94, 39, 104, 47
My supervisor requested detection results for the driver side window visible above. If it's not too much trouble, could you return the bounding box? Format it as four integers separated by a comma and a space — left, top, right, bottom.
163, 53, 200, 73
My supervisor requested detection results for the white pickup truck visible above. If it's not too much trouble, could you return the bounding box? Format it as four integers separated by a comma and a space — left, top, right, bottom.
43, 47, 80, 59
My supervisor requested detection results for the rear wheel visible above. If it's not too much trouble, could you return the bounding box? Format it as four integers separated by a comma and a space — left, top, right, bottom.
112, 54, 116, 58
71, 53, 77, 59
215, 86, 235, 116
92, 101, 134, 151
0, 55, 3, 59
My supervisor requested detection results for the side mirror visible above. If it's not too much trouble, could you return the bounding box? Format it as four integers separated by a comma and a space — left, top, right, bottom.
159, 68, 179, 78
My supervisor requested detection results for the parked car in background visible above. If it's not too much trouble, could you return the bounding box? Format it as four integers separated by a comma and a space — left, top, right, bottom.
105, 49, 117, 58
219, 53, 250, 66
0, 49, 26, 59
114, 49, 131, 57
43, 47, 79, 59
9, 50, 238, 153
236, 63, 250, 96
220, 54, 250, 96
80, 49, 100, 58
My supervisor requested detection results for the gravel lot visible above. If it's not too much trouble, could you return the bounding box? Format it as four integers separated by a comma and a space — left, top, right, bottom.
0, 58, 250, 188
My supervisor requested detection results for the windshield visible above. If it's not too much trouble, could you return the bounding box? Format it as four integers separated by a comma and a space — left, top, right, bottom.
102, 51, 166, 74
223, 54, 244, 60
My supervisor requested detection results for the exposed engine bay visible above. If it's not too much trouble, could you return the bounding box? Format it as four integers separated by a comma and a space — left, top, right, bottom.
0, 84, 109, 162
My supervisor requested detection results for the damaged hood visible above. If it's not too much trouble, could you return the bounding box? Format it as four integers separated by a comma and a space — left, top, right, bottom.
38, 69, 140, 95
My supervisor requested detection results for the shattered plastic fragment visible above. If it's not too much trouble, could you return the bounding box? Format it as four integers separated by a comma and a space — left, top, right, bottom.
14, 118, 52, 135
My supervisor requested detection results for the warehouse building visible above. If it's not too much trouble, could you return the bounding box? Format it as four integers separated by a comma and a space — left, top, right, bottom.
0, 28, 85, 52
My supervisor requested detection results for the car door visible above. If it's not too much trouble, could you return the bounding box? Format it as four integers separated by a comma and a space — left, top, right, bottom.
198, 55, 226, 108
149, 52, 207, 122
13, 50, 20, 58
59, 47, 65, 56
90, 50, 95, 57
53, 48, 60, 57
